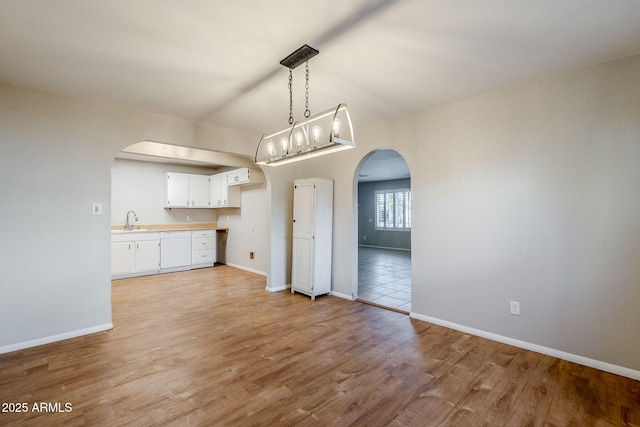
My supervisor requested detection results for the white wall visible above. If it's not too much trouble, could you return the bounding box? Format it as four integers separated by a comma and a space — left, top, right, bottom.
0, 81, 258, 353
2, 53, 639, 378
216, 182, 268, 275
265, 54, 640, 376
111, 159, 219, 226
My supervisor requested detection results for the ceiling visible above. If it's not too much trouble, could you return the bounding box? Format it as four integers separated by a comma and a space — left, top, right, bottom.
359, 149, 410, 182
2, 0, 640, 177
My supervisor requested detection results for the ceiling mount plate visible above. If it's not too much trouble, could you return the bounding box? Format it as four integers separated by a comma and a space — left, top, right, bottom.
280, 44, 319, 69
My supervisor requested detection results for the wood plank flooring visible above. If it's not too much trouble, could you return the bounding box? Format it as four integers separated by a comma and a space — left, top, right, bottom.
1, 266, 639, 426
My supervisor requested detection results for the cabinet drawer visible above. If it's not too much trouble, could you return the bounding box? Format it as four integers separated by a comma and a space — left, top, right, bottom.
192, 236, 215, 250
192, 249, 215, 264
192, 230, 216, 238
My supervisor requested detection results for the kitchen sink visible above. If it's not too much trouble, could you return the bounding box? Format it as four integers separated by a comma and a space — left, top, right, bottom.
111, 228, 152, 233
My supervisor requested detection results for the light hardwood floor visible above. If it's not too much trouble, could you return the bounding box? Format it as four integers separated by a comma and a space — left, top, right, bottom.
1, 266, 639, 426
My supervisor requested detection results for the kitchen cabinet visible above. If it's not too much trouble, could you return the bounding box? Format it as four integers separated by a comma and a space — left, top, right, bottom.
111, 232, 161, 277
164, 172, 190, 208
164, 169, 258, 209
192, 230, 216, 267
164, 172, 211, 208
227, 167, 264, 186
291, 178, 333, 300
189, 174, 211, 207
209, 172, 240, 208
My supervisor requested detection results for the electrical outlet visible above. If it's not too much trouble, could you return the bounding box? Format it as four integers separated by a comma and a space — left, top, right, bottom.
249, 252, 254, 260
510, 301, 520, 315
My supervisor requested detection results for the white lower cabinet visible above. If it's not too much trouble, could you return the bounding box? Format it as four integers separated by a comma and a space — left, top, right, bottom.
111, 232, 161, 277
112, 230, 221, 278
192, 230, 216, 267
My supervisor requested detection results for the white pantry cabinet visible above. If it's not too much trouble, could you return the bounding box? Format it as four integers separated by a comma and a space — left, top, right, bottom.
111, 232, 161, 277
291, 178, 333, 300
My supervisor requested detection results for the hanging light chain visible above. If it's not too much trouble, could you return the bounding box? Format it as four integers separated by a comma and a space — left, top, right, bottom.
288, 69, 294, 125
304, 61, 311, 118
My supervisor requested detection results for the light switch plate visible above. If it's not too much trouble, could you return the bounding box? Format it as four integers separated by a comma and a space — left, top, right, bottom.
92, 203, 103, 216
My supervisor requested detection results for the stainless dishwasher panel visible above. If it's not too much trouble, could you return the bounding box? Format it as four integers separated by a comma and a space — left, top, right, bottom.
160, 231, 192, 269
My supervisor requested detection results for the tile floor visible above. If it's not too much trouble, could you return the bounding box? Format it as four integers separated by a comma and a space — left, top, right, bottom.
357, 246, 412, 312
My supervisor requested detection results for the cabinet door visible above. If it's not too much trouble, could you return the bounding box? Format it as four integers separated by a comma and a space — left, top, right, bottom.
235, 167, 250, 184
165, 172, 190, 208
226, 169, 238, 185
227, 168, 249, 185
111, 241, 135, 275
135, 240, 160, 272
219, 172, 229, 206
209, 174, 222, 207
292, 236, 312, 293
292, 181, 316, 294
293, 181, 315, 239
190, 175, 210, 207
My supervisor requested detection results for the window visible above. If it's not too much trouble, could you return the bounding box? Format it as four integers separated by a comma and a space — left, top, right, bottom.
375, 189, 412, 230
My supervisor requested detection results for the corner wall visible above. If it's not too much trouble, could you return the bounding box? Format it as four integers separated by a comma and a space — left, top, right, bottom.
0, 81, 258, 353
270, 54, 640, 376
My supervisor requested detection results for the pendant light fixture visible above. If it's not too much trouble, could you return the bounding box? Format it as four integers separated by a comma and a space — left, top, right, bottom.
255, 45, 355, 167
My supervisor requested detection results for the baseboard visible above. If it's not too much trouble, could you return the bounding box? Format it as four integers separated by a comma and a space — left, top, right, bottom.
225, 263, 267, 276
330, 290, 354, 300
0, 323, 114, 355
358, 244, 410, 252
410, 313, 640, 381
266, 283, 290, 292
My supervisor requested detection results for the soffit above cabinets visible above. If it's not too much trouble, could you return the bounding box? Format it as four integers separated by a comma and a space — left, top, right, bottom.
117, 141, 255, 168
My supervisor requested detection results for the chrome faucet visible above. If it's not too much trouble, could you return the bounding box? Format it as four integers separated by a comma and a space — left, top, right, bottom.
125, 210, 138, 230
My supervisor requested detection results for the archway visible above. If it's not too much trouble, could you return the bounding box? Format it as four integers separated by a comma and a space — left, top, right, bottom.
110, 141, 268, 281
354, 149, 412, 312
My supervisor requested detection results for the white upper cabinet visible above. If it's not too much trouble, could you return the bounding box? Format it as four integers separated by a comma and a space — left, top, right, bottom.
164, 172, 190, 208
209, 172, 240, 208
164, 172, 211, 208
209, 173, 225, 208
165, 168, 258, 209
189, 174, 210, 208
227, 167, 264, 186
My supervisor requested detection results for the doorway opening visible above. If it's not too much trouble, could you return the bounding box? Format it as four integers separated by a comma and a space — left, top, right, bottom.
355, 149, 412, 312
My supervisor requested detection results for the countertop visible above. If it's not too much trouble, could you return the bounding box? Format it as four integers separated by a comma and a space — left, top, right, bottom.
111, 223, 228, 234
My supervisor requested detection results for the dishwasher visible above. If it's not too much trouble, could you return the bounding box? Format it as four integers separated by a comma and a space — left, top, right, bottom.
160, 231, 192, 270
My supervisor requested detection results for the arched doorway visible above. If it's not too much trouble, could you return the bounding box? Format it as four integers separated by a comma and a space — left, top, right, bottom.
354, 149, 412, 312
